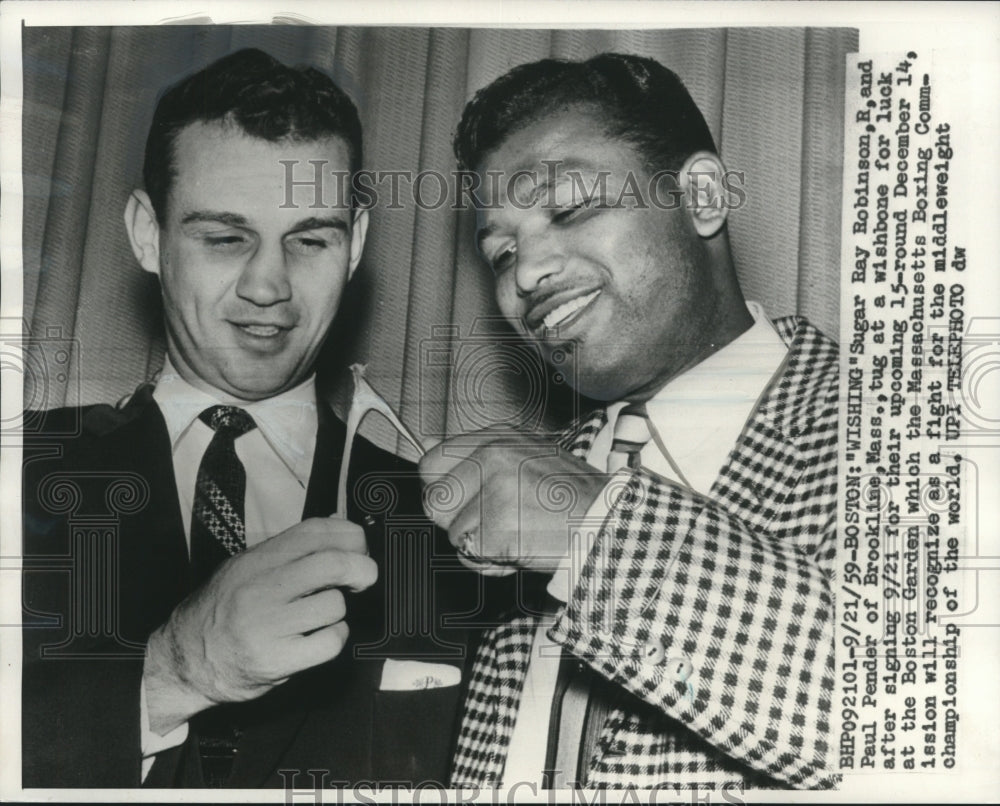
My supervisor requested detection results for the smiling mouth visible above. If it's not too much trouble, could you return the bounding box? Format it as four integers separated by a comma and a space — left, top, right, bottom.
541, 290, 601, 332
234, 323, 288, 338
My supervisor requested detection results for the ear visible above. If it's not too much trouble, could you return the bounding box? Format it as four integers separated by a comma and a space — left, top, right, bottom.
347, 207, 369, 280
123, 190, 162, 275
679, 151, 730, 239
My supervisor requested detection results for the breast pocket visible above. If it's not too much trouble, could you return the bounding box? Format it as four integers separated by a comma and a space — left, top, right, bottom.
371, 685, 463, 784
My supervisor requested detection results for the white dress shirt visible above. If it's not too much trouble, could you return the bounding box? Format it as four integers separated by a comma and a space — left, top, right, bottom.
503, 301, 790, 787
140, 358, 319, 779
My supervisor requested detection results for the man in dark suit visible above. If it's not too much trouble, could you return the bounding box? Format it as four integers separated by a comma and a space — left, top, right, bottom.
420, 53, 838, 790
22, 48, 474, 789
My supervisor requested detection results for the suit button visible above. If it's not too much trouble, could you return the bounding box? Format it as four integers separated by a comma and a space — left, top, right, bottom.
666, 657, 693, 682
641, 641, 666, 665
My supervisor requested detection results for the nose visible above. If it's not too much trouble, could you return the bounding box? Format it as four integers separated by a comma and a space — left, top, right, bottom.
235, 244, 292, 306
514, 230, 564, 296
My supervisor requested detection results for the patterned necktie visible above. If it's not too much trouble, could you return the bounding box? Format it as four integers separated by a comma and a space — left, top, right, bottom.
544, 404, 654, 787
188, 405, 256, 787
189, 405, 257, 589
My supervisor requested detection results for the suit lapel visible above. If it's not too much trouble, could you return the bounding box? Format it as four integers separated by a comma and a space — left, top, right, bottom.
91, 386, 190, 638
560, 408, 607, 458
229, 400, 348, 786
302, 401, 347, 519
709, 317, 832, 533
454, 614, 537, 785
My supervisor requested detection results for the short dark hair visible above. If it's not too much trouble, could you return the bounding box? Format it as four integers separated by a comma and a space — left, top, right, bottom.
454, 52, 716, 175
143, 48, 362, 223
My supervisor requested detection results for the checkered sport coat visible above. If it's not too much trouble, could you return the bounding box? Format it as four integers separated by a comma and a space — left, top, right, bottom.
451, 317, 839, 790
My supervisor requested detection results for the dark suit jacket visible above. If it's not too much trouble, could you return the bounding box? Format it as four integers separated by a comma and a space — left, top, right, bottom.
22, 385, 489, 788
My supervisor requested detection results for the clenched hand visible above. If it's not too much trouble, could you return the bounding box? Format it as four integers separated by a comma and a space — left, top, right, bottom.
418, 429, 608, 576
144, 517, 376, 734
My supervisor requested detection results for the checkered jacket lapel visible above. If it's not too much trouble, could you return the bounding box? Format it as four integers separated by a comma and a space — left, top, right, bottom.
451, 317, 839, 790
449, 614, 536, 786
558, 408, 607, 458
709, 317, 838, 549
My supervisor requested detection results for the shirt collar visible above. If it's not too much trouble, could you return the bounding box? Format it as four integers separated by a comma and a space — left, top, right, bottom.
151, 357, 318, 485
606, 301, 788, 493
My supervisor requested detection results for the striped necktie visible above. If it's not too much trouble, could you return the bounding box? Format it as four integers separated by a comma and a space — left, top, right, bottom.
606, 403, 651, 472
544, 403, 654, 787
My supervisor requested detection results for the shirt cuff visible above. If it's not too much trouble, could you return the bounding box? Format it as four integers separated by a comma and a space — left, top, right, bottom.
140, 674, 189, 782
546, 470, 631, 603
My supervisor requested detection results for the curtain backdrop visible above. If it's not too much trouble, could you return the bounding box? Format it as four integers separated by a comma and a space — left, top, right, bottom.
21, 25, 857, 459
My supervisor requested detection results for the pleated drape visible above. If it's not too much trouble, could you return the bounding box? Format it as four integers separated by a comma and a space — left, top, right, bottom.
21, 26, 857, 458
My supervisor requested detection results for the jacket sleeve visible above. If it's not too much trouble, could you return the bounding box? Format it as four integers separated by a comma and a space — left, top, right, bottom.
21, 417, 148, 788
22, 551, 147, 787
548, 467, 837, 789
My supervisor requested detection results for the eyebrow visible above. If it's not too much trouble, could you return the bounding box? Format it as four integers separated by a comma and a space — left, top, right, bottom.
180, 211, 350, 234
181, 211, 250, 227
474, 160, 604, 250
287, 216, 350, 235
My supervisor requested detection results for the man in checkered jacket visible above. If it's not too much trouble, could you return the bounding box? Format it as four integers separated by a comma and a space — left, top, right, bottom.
419, 53, 838, 791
